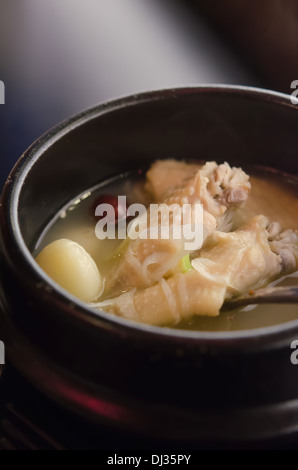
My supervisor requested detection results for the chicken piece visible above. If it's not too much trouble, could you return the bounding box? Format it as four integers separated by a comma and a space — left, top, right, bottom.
95, 216, 298, 326
270, 228, 298, 272
104, 161, 251, 296
145, 159, 201, 201
162, 161, 250, 231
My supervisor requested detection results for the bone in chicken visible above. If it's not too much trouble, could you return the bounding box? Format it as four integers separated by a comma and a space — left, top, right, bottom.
95, 215, 297, 326
104, 161, 251, 295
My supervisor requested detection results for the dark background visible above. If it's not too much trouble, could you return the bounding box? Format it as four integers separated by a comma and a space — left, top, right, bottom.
1, 0, 298, 188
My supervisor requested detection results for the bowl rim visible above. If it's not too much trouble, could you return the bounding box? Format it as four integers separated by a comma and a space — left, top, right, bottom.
2, 84, 298, 347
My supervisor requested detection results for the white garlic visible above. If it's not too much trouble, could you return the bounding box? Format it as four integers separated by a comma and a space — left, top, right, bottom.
36, 238, 102, 302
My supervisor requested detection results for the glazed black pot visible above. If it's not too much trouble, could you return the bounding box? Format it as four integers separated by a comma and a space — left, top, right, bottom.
1, 86, 298, 445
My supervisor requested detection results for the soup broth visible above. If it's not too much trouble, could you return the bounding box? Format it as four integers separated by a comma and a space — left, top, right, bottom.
35, 164, 298, 331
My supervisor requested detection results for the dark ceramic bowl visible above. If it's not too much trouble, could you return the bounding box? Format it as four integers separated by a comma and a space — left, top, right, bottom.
1, 86, 298, 445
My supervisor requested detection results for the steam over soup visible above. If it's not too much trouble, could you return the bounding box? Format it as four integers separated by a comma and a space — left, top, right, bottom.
35, 160, 298, 331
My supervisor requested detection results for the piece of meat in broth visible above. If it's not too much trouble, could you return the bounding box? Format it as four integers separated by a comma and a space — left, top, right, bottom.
104, 161, 251, 295
145, 159, 201, 201
162, 161, 250, 232
96, 216, 298, 326
270, 232, 298, 273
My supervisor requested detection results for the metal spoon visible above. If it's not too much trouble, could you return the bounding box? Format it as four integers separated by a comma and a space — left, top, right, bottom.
223, 286, 298, 310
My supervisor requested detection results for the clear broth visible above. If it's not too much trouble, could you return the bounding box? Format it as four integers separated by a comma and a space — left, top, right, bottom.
35, 166, 298, 331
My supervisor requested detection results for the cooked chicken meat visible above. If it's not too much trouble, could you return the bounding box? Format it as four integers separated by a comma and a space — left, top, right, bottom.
95, 216, 298, 325
105, 161, 251, 295
145, 159, 201, 201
